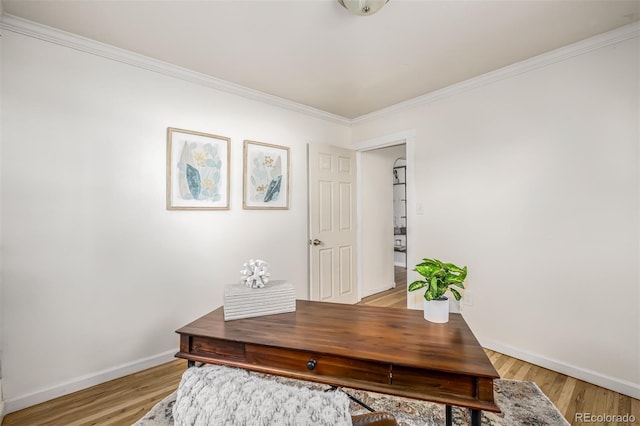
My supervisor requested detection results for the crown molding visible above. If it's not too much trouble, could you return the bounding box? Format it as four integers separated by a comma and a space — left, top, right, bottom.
2, 14, 638, 127
0, 14, 351, 126
352, 21, 640, 124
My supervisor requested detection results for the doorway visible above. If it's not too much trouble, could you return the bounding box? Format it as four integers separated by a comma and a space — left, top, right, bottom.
393, 158, 407, 269
353, 129, 415, 308
307, 130, 416, 308
393, 158, 408, 303
358, 144, 406, 299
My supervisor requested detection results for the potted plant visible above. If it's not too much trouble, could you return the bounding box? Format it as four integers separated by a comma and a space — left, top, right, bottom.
408, 258, 467, 323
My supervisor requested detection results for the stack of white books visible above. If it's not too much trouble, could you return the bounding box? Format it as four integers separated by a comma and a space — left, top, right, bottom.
223, 280, 296, 321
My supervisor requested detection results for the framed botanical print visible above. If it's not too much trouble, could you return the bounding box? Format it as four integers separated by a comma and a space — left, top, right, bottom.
166, 127, 230, 210
243, 140, 290, 210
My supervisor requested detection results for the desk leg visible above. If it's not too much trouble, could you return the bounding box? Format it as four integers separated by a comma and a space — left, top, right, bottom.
326, 386, 375, 412
471, 409, 481, 426
187, 360, 195, 368
445, 405, 452, 426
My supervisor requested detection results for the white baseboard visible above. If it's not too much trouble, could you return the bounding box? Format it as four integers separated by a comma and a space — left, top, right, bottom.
4, 349, 177, 414
480, 338, 640, 399
362, 283, 395, 298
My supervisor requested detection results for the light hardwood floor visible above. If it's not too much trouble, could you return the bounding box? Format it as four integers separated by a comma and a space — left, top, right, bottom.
4, 267, 638, 425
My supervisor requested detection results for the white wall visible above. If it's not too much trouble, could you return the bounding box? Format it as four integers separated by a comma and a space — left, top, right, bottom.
0, 30, 350, 410
0, 1, 4, 422
360, 145, 405, 297
353, 35, 640, 397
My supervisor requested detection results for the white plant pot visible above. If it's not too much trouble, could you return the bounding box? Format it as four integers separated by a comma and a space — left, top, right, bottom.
423, 297, 450, 323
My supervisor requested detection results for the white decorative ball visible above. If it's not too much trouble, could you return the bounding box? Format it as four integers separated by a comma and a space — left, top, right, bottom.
240, 259, 271, 289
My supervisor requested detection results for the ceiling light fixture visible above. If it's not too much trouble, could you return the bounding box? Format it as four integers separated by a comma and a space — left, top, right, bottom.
338, 0, 389, 16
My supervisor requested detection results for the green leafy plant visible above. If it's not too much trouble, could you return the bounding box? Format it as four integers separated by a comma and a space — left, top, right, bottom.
408, 258, 467, 301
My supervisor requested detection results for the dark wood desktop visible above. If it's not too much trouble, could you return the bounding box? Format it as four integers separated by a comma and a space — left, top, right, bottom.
175, 300, 500, 426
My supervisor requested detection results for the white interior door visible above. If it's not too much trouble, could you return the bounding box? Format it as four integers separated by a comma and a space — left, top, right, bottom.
308, 143, 358, 304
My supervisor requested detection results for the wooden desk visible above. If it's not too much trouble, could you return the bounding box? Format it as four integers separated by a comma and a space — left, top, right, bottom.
176, 300, 500, 425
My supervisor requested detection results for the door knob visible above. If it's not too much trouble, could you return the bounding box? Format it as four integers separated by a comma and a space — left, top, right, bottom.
310, 239, 322, 246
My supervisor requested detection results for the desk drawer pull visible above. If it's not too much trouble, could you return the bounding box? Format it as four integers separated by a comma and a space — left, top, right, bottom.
307, 359, 317, 370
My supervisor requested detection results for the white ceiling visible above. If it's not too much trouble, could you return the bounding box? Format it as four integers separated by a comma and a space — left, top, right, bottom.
3, 0, 639, 119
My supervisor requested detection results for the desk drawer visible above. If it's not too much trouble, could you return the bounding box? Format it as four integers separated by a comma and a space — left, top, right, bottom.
190, 336, 246, 360
392, 365, 476, 399
246, 344, 389, 385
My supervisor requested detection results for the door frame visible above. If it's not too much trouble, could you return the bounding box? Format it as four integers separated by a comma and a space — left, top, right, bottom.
352, 130, 416, 307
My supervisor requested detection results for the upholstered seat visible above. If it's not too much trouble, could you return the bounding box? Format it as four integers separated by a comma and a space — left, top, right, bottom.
173, 365, 398, 426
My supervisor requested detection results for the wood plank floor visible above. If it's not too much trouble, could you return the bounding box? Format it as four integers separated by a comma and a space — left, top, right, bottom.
4, 267, 639, 425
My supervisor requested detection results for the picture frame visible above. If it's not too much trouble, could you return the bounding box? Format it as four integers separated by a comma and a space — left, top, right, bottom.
166, 127, 230, 210
243, 140, 290, 210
